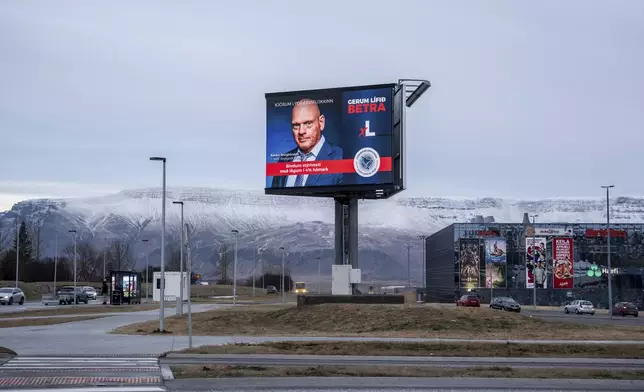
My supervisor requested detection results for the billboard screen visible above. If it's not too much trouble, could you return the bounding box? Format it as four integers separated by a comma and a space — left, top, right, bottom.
552, 237, 574, 289
484, 238, 507, 288
526, 237, 547, 289
459, 239, 480, 289
265, 84, 396, 194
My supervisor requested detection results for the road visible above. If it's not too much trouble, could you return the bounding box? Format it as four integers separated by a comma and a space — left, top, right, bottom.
525, 309, 644, 326
162, 353, 644, 370
165, 377, 644, 391
0, 300, 105, 314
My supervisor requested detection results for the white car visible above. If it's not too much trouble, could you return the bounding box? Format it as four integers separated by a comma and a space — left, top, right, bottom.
0, 287, 25, 305
564, 300, 595, 315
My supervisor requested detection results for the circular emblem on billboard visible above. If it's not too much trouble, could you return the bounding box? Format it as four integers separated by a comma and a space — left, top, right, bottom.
353, 147, 380, 178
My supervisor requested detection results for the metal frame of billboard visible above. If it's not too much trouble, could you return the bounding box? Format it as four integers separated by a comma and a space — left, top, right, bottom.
264, 81, 429, 200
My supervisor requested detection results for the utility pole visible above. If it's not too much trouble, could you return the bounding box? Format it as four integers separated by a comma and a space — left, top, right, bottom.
406, 245, 412, 287
150, 156, 167, 332
173, 201, 185, 315
317, 256, 321, 294
142, 239, 150, 302
529, 214, 539, 310
15, 215, 19, 289
280, 247, 285, 303
186, 223, 193, 348
54, 233, 58, 292
602, 185, 615, 319
232, 229, 239, 305
69, 230, 77, 307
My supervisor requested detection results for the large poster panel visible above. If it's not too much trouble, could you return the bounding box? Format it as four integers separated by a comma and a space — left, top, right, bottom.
459, 239, 480, 289
526, 237, 547, 289
553, 237, 574, 289
485, 238, 507, 288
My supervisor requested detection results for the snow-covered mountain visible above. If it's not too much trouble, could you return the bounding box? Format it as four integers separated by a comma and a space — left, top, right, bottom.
1, 187, 644, 282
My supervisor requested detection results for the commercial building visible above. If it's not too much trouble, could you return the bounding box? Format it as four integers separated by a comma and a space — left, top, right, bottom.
425, 221, 644, 307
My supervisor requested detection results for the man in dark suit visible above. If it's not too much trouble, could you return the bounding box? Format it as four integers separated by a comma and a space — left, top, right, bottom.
271, 98, 343, 188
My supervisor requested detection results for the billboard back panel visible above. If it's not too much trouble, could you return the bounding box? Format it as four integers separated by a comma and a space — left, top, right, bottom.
265, 84, 397, 195
553, 237, 574, 289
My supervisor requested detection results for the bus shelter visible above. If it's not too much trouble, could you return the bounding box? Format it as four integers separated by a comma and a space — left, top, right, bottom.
110, 270, 142, 305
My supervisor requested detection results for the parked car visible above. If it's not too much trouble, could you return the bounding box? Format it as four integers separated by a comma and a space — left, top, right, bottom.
265, 285, 277, 294
57, 286, 89, 305
564, 300, 595, 315
613, 302, 639, 317
490, 296, 521, 313
83, 286, 97, 300
0, 287, 25, 305
456, 295, 481, 307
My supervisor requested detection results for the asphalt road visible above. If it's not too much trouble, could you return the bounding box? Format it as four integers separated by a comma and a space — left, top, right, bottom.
162, 353, 644, 370
525, 309, 644, 326
0, 300, 104, 314
166, 377, 644, 391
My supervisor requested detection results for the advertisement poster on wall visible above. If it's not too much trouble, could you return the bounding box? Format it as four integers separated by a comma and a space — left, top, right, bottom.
526, 237, 547, 289
552, 237, 574, 289
485, 238, 507, 288
459, 239, 480, 289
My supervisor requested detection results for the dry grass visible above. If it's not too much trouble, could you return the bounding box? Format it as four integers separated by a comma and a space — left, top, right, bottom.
170, 365, 644, 380
178, 341, 644, 358
112, 303, 644, 340
0, 304, 172, 319
0, 315, 104, 328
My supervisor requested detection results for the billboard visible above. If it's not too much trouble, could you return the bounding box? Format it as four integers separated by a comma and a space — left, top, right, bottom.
484, 238, 507, 288
526, 237, 547, 289
526, 227, 573, 237
459, 239, 480, 289
552, 237, 574, 289
265, 84, 398, 196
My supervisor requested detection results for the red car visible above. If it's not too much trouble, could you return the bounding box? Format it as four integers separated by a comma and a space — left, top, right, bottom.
457, 295, 481, 307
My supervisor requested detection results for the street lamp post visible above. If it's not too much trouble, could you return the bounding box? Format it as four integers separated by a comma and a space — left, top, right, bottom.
14, 215, 19, 289
103, 238, 107, 281
186, 223, 193, 348
279, 247, 285, 304
173, 201, 185, 315
142, 239, 150, 302
406, 245, 412, 287
231, 229, 239, 306
150, 156, 167, 332
418, 235, 427, 290
529, 214, 539, 310
68, 230, 77, 307
602, 185, 615, 319
317, 257, 321, 294
54, 232, 58, 292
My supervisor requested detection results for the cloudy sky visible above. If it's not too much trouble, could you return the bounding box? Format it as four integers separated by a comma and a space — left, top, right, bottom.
1, 0, 642, 211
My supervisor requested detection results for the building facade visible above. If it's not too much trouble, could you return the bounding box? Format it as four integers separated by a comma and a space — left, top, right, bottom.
425, 223, 644, 307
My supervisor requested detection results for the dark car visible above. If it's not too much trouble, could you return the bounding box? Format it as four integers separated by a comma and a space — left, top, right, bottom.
613, 302, 638, 317
456, 295, 480, 307
490, 296, 521, 313
57, 286, 89, 305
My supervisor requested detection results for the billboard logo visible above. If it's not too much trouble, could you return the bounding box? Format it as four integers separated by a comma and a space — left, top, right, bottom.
353, 147, 380, 178
359, 120, 375, 137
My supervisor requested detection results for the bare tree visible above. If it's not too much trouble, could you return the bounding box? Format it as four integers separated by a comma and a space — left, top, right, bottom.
217, 242, 231, 284
167, 245, 181, 271
76, 242, 100, 281
107, 239, 133, 271
29, 221, 43, 262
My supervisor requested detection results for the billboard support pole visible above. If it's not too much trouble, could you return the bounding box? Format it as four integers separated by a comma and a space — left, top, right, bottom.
334, 197, 359, 294
334, 199, 344, 267
348, 198, 359, 294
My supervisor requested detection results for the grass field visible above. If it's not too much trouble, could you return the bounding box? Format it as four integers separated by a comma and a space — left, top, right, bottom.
113, 303, 644, 340
170, 365, 644, 380
177, 340, 644, 358
0, 315, 104, 328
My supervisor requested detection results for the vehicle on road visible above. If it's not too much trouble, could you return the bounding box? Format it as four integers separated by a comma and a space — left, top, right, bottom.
456, 295, 480, 307
57, 286, 89, 305
490, 296, 521, 312
0, 287, 25, 305
613, 302, 639, 317
564, 300, 595, 315
294, 282, 307, 294
265, 285, 277, 294
83, 286, 98, 300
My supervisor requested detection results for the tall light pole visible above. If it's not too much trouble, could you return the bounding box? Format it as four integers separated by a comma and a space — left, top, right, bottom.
103, 237, 108, 281
231, 229, 239, 306
54, 232, 58, 291
150, 156, 167, 332
173, 201, 185, 315
406, 245, 413, 287
142, 239, 150, 302
14, 214, 19, 289
529, 214, 539, 310
68, 230, 77, 307
185, 223, 193, 348
418, 235, 427, 290
279, 246, 285, 304
317, 257, 321, 294
252, 246, 258, 299
602, 185, 615, 319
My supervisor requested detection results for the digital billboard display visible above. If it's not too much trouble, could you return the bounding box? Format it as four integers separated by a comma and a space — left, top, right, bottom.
265, 84, 399, 196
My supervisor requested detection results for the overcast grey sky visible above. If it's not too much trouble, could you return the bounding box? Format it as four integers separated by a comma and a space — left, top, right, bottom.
1, 0, 643, 211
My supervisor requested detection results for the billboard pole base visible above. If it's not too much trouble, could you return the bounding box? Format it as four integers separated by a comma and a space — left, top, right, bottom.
334, 197, 359, 294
